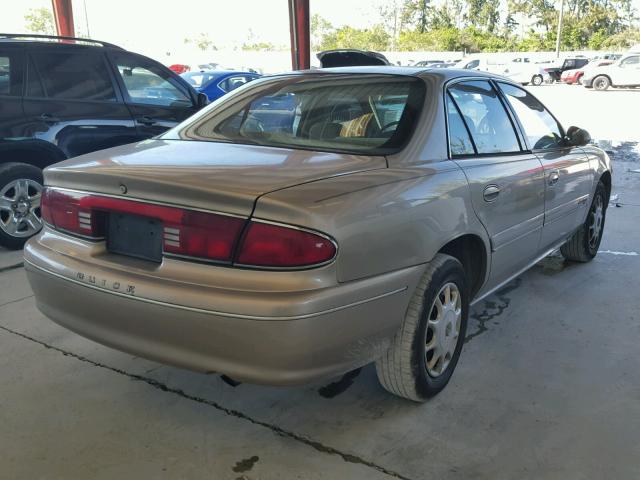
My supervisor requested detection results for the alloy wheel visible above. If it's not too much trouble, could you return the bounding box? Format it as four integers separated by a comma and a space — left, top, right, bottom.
588, 194, 604, 250
425, 282, 462, 377
0, 179, 43, 237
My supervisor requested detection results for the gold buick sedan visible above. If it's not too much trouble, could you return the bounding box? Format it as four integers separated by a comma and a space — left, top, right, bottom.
25, 67, 611, 401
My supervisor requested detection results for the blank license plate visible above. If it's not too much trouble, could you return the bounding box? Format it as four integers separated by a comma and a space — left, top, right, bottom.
107, 213, 163, 263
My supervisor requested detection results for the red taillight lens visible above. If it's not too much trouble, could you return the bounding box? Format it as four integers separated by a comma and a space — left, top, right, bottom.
163, 211, 243, 261
42, 188, 337, 268
236, 222, 336, 268
41, 188, 245, 262
41, 188, 104, 237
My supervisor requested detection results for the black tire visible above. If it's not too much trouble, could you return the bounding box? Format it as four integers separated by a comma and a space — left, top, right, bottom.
375, 254, 469, 402
531, 74, 543, 86
593, 75, 611, 91
560, 181, 607, 262
0, 163, 44, 250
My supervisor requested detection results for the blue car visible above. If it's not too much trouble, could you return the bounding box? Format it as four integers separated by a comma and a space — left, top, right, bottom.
180, 70, 260, 102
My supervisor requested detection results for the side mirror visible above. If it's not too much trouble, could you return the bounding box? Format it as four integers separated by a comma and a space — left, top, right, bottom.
566, 126, 591, 147
196, 92, 209, 109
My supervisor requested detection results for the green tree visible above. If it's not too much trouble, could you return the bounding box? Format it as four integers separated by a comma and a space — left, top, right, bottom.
311, 14, 333, 49
183, 33, 217, 52
24, 7, 55, 35
318, 24, 391, 51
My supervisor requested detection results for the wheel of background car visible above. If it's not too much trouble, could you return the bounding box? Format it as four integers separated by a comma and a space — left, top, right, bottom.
531, 74, 543, 86
375, 253, 469, 401
0, 163, 44, 250
561, 181, 607, 262
593, 75, 611, 91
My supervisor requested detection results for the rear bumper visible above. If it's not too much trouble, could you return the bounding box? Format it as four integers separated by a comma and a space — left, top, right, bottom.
582, 77, 594, 88
25, 230, 423, 385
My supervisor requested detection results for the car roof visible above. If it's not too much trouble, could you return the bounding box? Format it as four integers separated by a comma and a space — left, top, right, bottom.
0, 33, 122, 50
187, 70, 257, 76
296, 66, 501, 81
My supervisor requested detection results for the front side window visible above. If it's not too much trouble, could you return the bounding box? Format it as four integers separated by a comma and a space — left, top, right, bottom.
30, 51, 115, 101
620, 55, 639, 67
219, 75, 252, 93
499, 83, 563, 150
182, 72, 219, 88
171, 75, 425, 155
448, 81, 520, 154
465, 60, 480, 69
113, 53, 191, 107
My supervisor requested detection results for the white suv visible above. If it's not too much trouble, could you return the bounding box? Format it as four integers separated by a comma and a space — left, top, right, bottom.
582, 54, 640, 90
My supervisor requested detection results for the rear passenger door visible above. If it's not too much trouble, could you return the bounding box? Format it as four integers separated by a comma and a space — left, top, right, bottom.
446, 80, 545, 292
109, 51, 197, 138
22, 47, 138, 159
497, 82, 593, 251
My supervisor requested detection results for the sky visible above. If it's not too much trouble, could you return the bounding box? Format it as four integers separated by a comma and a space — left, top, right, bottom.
1, 0, 387, 52
2, 0, 639, 63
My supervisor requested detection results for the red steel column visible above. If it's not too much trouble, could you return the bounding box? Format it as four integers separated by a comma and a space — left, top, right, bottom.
51, 0, 75, 37
288, 0, 310, 70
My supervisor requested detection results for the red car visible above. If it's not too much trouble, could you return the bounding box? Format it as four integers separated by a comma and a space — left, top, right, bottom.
561, 60, 613, 84
169, 64, 190, 74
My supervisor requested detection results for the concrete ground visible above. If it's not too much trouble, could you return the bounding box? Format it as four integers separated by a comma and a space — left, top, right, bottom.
1, 84, 639, 480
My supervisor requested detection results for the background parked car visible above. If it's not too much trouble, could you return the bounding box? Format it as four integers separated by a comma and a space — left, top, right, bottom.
543, 57, 590, 82
0, 33, 207, 249
561, 59, 614, 84
413, 60, 444, 67
501, 62, 550, 85
181, 70, 260, 101
582, 53, 640, 90
168, 63, 190, 74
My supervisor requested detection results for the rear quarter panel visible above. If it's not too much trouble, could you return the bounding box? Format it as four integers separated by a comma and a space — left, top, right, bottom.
253, 160, 490, 283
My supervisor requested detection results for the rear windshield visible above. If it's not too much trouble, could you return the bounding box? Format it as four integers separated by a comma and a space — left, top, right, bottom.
168, 74, 425, 155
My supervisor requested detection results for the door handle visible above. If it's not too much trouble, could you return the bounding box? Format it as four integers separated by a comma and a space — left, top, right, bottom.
483, 185, 501, 202
548, 171, 560, 186
40, 113, 60, 124
136, 116, 157, 126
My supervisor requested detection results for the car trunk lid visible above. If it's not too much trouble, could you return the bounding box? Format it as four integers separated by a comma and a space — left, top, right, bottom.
44, 139, 387, 216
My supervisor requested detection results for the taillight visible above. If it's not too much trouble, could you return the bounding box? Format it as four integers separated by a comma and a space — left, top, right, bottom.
41, 188, 105, 238
236, 221, 336, 268
41, 188, 245, 262
41, 188, 337, 268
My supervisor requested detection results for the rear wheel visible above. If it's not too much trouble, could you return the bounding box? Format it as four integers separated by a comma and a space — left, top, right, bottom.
531, 74, 543, 86
375, 254, 468, 402
0, 163, 44, 250
593, 75, 611, 91
561, 181, 607, 262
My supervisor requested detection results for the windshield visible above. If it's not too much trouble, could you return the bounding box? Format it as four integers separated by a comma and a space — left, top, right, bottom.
167, 74, 425, 155
181, 72, 220, 88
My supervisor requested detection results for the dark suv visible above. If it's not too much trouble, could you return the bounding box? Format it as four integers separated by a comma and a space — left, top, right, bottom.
0, 34, 207, 248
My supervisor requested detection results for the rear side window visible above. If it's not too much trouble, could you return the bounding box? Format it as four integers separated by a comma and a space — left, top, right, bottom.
0, 52, 21, 96
30, 51, 116, 101
113, 52, 191, 107
446, 94, 475, 156
174, 75, 425, 155
499, 83, 563, 150
0, 56, 11, 95
448, 80, 520, 154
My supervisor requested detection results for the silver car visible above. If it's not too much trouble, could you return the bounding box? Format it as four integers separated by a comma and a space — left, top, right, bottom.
25, 68, 611, 401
